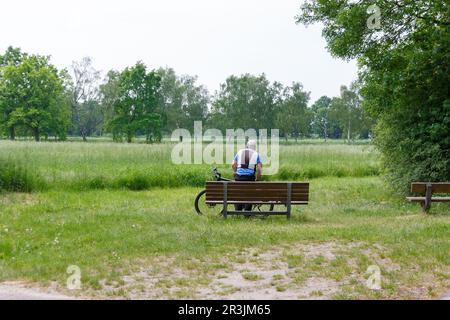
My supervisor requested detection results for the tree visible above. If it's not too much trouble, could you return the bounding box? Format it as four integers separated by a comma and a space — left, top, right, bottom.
179, 75, 209, 132
157, 67, 210, 134
329, 84, 364, 143
0, 46, 26, 67
99, 70, 120, 138
0, 53, 69, 141
276, 82, 311, 140
105, 62, 161, 143
157, 67, 183, 133
0, 47, 28, 139
297, 0, 450, 190
69, 57, 103, 141
212, 74, 282, 132
311, 96, 332, 141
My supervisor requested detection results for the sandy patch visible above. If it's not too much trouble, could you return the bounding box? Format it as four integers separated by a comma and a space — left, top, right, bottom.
2, 241, 446, 300
118, 241, 381, 299
0, 281, 75, 300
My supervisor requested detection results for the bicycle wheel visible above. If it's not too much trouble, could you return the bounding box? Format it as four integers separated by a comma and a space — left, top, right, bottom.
194, 189, 223, 216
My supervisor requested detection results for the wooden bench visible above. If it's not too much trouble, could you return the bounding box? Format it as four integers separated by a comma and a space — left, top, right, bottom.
406, 182, 450, 213
205, 181, 309, 219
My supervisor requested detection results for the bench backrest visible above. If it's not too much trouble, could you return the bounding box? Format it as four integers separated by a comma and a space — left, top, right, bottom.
205, 181, 309, 204
411, 182, 450, 194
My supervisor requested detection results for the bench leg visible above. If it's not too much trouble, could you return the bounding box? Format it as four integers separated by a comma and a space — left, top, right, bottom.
422, 183, 432, 213
286, 183, 292, 220
223, 182, 228, 219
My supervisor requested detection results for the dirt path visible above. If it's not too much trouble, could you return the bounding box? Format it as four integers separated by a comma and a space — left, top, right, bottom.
1, 241, 448, 300
0, 282, 75, 300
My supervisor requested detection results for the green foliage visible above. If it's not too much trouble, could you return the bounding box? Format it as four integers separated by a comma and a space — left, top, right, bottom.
363, 35, 450, 190
311, 96, 332, 140
105, 62, 162, 143
68, 57, 103, 140
0, 48, 375, 142
0, 46, 26, 67
297, 0, 450, 191
0, 50, 69, 141
211, 74, 282, 132
328, 84, 373, 142
157, 67, 209, 134
276, 82, 311, 140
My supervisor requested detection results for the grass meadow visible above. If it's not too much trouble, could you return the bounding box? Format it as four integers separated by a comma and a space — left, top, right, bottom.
0, 140, 379, 191
0, 140, 449, 299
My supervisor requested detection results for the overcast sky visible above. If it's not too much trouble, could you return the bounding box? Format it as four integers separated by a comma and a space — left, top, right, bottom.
1, 0, 357, 103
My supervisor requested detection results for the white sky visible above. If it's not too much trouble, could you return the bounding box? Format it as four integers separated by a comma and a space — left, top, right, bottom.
0, 0, 357, 103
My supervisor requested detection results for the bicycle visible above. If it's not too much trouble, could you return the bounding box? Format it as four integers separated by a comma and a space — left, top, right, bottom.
194, 168, 275, 216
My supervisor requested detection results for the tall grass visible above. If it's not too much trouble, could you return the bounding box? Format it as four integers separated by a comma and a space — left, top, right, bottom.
0, 159, 44, 192
0, 140, 379, 191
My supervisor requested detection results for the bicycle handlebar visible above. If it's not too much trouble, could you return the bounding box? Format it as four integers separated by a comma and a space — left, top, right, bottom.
212, 167, 231, 181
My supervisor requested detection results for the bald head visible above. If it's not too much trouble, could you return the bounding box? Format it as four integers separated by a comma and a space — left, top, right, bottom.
247, 139, 257, 150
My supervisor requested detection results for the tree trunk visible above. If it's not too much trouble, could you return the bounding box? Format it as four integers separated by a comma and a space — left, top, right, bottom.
34, 128, 40, 142
9, 127, 15, 140
347, 119, 351, 143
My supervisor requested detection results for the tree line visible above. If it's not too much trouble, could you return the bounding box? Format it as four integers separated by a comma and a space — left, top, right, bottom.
0, 47, 373, 142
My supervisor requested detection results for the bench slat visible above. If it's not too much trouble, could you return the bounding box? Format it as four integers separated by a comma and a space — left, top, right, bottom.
206, 188, 310, 192
205, 187, 309, 193
206, 181, 309, 184
411, 182, 450, 193
205, 195, 309, 200
206, 183, 308, 192
206, 196, 309, 202
226, 211, 299, 215
206, 193, 309, 200
206, 185, 309, 190
206, 182, 308, 187
206, 200, 308, 205
406, 197, 450, 203
205, 191, 309, 196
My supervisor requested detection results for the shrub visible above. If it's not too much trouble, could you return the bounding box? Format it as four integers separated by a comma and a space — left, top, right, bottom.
116, 174, 150, 191
0, 160, 43, 192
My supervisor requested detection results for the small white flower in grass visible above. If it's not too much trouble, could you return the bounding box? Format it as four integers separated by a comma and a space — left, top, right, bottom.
112, 251, 121, 260
53, 237, 60, 245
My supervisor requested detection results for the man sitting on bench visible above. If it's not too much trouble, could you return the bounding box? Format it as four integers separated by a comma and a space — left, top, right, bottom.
232, 139, 263, 211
